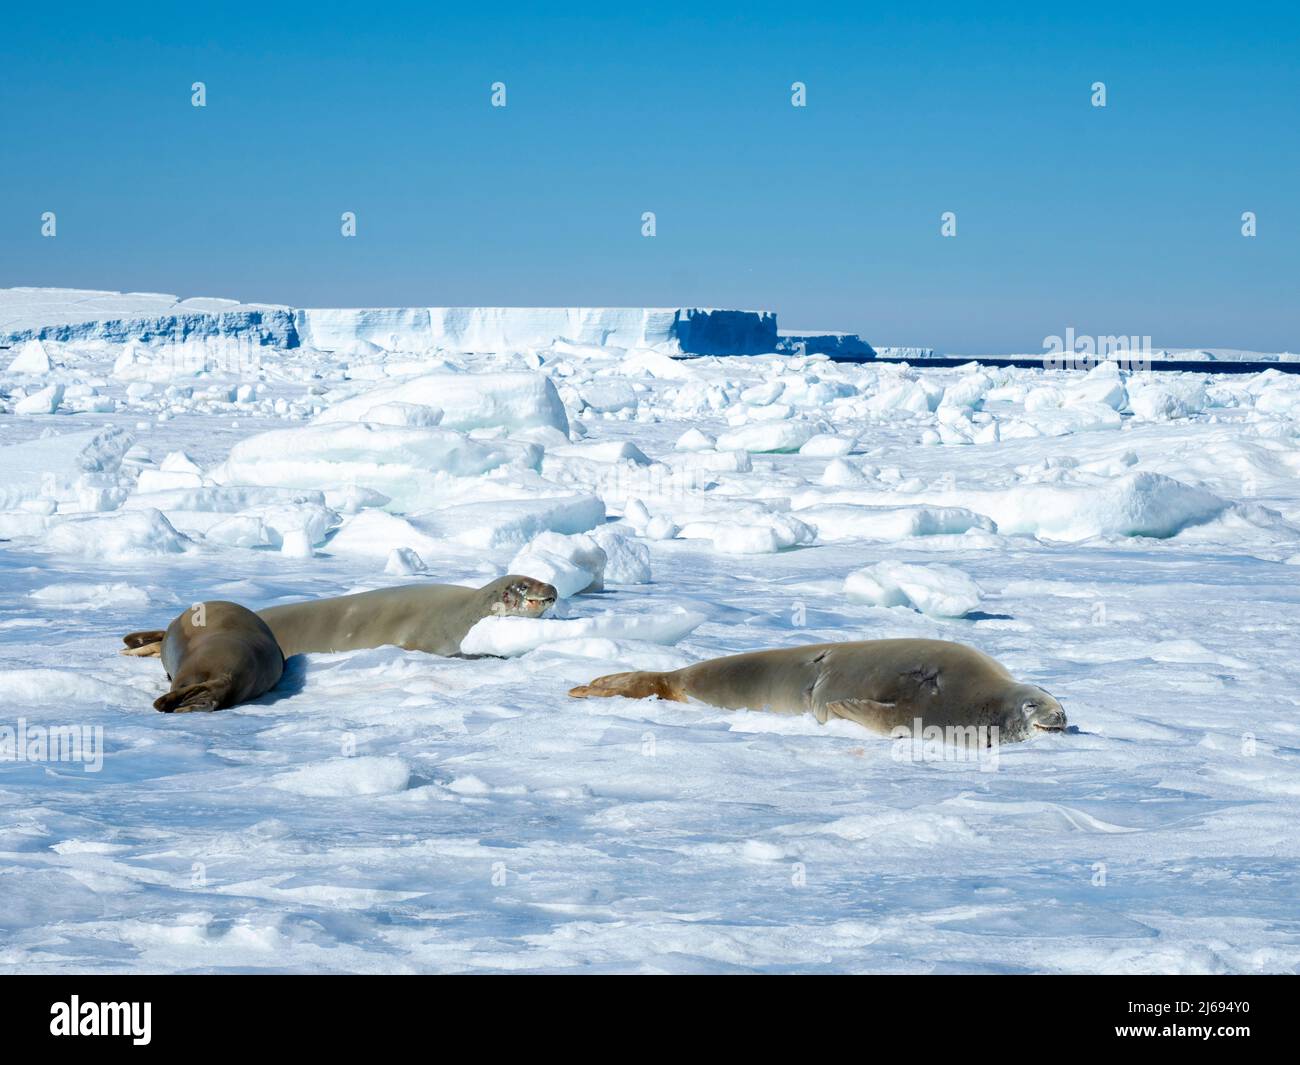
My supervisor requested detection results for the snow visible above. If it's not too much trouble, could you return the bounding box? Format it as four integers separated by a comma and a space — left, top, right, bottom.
271, 756, 412, 798
3, 292, 1300, 974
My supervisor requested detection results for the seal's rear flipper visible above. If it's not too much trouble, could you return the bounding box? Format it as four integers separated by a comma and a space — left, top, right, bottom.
154, 682, 226, 713
569, 671, 685, 702
122, 630, 165, 657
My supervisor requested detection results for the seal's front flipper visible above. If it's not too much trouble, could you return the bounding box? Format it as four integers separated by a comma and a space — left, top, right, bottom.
154, 681, 227, 713
825, 697, 897, 732
122, 630, 165, 657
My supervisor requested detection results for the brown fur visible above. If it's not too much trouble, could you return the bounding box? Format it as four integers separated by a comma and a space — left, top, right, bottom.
569, 671, 687, 702
121, 630, 165, 657
256, 575, 557, 658
151, 602, 284, 713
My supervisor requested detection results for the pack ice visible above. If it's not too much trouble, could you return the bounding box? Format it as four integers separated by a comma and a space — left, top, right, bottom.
3, 288, 1300, 974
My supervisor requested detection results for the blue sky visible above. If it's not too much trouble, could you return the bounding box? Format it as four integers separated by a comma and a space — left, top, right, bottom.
2, 1, 1296, 352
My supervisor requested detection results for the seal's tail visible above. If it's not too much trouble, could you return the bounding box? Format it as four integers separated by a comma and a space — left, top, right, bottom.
121, 630, 165, 657
568, 670, 685, 702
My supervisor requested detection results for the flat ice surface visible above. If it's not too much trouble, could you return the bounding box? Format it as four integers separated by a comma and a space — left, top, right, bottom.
0, 288, 286, 334
2, 328, 1300, 974
0, 288, 774, 356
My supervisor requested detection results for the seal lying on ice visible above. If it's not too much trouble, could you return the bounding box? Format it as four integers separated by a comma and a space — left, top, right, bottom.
254, 575, 558, 657
569, 639, 1066, 743
123, 576, 558, 660
140, 601, 284, 713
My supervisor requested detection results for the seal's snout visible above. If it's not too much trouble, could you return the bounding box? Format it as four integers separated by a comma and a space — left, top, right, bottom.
524, 584, 557, 613
1029, 704, 1067, 732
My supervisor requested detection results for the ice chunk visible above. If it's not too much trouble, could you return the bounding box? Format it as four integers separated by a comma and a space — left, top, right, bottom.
412, 494, 606, 550
794, 504, 996, 542
328, 510, 449, 561
716, 421, 816, 453
461, 607, 704, 657
506, 550, 593, 598
214, 423, 534, 512
325, 485, 391, 513
547, 440, 652, 466
6, 339, 51, 374
799, 434, 856, 457
385, 547, 427, 575
137, 452, 205, 492
939, 372, 991, 410
0, 426, 133, 511
678, 513, 817, 554
1001, 403, 1123, 438
313, 371, 569, 434
588, 526, 652, 584
43, 508, 190, 559
865, 380, 933, 415
280, 528, 315, 558
353, 402, 444, 427
844, 561, 985, 617
577, 379, 638, 413
272, 756, 411, 797
123, 485, 328, 517
741, 380, 785, 406
510, 531, 608, 598
14, 384, 64, 415
1065, 368, 1128, 410
29, 582, 153, 608
674, 427, 716, 452
1128, 376, 1208, 420
205, 514, 275, 548
820, 458, 867, 486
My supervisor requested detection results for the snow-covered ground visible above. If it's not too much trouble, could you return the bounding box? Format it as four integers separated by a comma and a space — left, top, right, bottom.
3, 322, 1300, 974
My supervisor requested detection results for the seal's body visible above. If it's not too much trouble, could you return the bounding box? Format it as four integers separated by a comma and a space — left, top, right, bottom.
569, 639, 1066, 743
143, 601, 284, 713
256, 575, 557, 658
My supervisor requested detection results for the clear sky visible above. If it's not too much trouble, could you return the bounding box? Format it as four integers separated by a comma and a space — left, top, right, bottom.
2, 1, 1296, 352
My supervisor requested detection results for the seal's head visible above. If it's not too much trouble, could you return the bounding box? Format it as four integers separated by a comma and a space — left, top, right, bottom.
488, 575, 557, 618
999, 684, 1067, 741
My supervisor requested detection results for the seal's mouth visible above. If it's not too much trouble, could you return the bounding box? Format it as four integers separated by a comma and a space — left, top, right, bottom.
519, 586, 557, 612
1032, 722, 1065, 732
